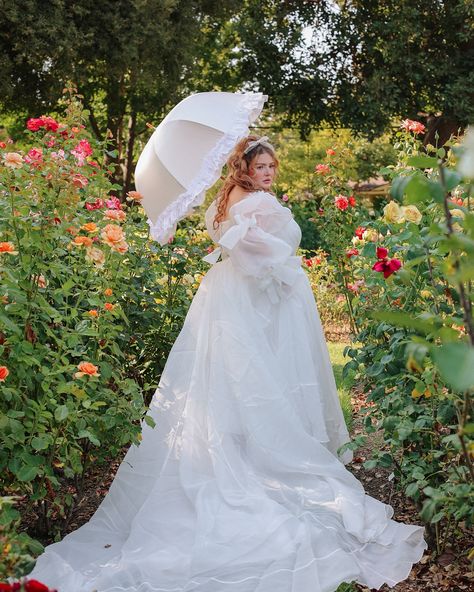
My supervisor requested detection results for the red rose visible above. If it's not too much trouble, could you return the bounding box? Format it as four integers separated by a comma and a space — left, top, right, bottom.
26, 118, 43, 132
24, 580, 50, 592
40, 116, 59, 132
355, 226, 366, 239
372, 257, 402, 279
376, 246, 388, 259
334, 195, 349, 211
348, 195, 356, 207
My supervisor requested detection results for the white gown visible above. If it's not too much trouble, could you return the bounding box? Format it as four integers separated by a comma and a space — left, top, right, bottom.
30, 190, 427, 592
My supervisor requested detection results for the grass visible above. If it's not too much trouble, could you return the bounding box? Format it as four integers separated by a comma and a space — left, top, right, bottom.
327, 341, 356, 433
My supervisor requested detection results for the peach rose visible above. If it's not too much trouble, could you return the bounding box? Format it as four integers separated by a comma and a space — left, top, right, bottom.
87, 309, 99, 317
4, 152, 23, 168
101, 224, 125, 247
104, 209, 127, 222
32, 274, 47, 288
0, 366, 9, 381
0, 242, 18, 255
126, 190, 143, 201
85, 246, 106, 267
104, 288, 113, 296
74, 361, 100, 378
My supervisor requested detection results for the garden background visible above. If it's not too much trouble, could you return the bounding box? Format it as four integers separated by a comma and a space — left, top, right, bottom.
0, 2, 473, 591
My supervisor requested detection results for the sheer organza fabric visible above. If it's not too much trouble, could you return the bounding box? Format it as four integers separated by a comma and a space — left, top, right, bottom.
30, 191, 427, 592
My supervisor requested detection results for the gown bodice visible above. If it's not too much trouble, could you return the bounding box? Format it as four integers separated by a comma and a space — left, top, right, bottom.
204, 191, 302, 255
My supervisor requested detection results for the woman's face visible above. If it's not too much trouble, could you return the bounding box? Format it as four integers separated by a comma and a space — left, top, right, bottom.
248, 151, 276, 190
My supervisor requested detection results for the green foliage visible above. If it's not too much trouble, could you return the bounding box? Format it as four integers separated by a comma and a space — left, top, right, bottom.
314, 122, 474, 554
0, 497, 43, 579
0, 98, 213, 559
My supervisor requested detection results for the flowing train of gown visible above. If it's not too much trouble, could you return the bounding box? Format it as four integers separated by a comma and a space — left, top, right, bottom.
30, 191, 427, 592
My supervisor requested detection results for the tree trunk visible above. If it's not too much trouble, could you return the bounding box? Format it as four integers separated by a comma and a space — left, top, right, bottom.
123, 111, 137, 198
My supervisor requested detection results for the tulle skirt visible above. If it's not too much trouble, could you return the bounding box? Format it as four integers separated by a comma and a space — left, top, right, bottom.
30, 258, 427, 591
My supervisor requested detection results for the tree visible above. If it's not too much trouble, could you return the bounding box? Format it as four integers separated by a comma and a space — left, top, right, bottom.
0, 0, 239, 193
190, 0, 474, 139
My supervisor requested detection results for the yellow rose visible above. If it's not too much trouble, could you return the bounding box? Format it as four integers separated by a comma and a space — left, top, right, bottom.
383, 201, 405, 223
362, 228, 383, 242
402, 205, 422, 224
450, 208, 465, 232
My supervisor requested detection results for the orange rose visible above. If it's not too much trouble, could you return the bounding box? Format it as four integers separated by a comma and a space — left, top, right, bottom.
126, 190, 143, 201
0, 366, 9, 381
104, 302, 115, 311
81, 222, 98, 233
104, 288, 113, 296
74, 361, 100, 378
72, 235, 93, 247
87, 309, 99, 317
66, 226, 79, 236
0, 242, 18, 255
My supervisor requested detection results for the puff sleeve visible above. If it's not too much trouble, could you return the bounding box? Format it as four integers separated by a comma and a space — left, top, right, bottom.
203, 192, 303, 303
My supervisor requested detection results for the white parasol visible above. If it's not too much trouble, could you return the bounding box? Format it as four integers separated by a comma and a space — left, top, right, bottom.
134, 91, 268, 245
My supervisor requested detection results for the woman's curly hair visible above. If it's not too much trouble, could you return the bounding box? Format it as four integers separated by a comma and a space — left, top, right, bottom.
213, 135, 279, 230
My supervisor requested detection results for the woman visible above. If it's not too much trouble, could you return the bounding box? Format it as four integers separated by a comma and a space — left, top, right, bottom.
30, 135, 427, 592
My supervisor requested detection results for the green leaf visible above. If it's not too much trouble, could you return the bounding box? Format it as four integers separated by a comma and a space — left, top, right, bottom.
390, 175, 411, 200
370, 310, 438, 334
442, 169, 462, 191
78, 429, 100, 446
54, 405, 69, 422
406, 155, 439, 168
404, 174, 428, 202
431, 342, 474, 392
17, 465, 39, 482
31, 436, 50, 451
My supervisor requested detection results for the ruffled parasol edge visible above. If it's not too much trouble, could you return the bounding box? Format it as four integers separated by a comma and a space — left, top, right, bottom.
146, 92, 268, 245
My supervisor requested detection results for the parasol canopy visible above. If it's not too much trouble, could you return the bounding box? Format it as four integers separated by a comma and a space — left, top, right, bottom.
134, 91, 268, 245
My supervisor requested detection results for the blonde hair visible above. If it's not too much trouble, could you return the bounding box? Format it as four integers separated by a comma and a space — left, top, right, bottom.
213, 135, 279, 229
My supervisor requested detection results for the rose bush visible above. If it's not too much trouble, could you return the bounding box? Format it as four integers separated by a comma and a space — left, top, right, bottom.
317, 121, 474, 556
0, 96, 212, 572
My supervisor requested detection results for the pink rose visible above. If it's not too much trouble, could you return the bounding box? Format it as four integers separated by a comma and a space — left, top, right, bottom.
85, 198, 104, 211
105, 196, 121, 210
400, 119, 426, 135
315, 163, 330, 175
